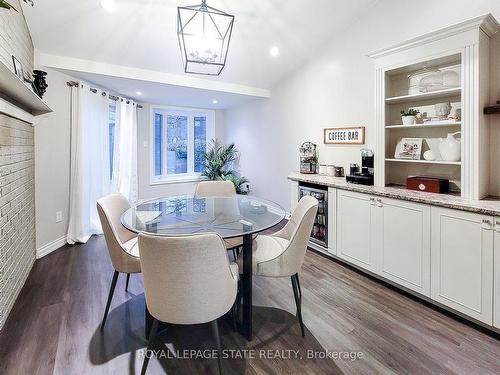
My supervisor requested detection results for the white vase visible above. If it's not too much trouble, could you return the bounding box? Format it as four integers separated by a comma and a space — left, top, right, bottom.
401, 116, 416, 125
439, 132, 461, 161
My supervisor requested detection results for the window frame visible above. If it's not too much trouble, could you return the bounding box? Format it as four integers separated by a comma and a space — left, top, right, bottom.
149, 105, 215, 185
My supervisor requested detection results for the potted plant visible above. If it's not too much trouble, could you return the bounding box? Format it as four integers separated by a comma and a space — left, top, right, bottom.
400, 108, 420, 125
202, 139, 250, 194
0, 0, 33, 11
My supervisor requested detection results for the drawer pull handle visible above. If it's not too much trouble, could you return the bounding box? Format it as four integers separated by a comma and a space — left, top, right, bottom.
482, 219, 492, 230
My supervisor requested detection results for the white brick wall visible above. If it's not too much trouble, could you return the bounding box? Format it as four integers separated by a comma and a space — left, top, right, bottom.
0, 1, 35, 330
0, 1, 34, 75
0, 114, 35, 329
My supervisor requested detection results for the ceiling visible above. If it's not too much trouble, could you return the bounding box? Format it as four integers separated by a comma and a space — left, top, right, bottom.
61, 69, 265, 109
22, 0, 379, 87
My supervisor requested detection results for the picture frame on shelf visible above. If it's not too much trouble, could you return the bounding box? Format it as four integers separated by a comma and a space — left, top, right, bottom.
12, 56, 23, 79
395, 138, 423, 160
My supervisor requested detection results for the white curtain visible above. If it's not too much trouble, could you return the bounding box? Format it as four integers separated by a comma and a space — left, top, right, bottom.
67, 84, 139, 244
67, 83, 110, 244
116, 100, 138, 203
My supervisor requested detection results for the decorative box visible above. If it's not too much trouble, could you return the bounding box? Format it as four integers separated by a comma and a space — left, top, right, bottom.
406, 176, 449, 193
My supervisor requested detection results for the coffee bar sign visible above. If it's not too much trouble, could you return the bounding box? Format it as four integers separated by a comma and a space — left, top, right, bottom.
324, 126, 365, 145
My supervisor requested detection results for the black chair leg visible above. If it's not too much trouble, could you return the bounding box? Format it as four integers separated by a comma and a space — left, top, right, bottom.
101, 270, 119, 331
291, 274, 305, 338
125, 273, 130, 292
295, 273, 302, 298
210, 319, 224, 375
232, 248, 237, 261
141, 318, 159, 375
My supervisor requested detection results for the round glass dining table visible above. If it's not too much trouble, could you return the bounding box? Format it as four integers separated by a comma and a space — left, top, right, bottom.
121, 194, 286, 341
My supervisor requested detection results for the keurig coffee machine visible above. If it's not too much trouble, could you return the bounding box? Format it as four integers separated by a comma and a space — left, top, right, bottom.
346, 149, 374, 185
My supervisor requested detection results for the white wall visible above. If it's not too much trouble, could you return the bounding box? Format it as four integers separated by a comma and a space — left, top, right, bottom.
225, 0, 500, 211
34, 67, 73, 251
137, 103, 226, 200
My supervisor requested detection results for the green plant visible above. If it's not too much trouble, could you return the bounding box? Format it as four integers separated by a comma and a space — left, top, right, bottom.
401, 108, 420, 116
0, 0, 17, 11
225, 173, 250, 195
0, 0, 34, 11
202, 139, 249, 193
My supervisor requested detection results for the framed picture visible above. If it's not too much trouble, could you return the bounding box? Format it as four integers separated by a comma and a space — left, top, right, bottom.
395, 138, 423, 160
324, 126, 365, 145
12, 56, 24, 79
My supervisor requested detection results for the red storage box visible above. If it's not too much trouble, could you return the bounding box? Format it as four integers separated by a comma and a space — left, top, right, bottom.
406, 176, 449, 193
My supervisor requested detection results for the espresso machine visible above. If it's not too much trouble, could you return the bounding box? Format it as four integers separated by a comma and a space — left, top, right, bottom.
346, 148, 374, 185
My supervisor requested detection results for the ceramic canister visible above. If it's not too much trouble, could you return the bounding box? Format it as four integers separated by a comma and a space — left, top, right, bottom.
327, 165, 335, 176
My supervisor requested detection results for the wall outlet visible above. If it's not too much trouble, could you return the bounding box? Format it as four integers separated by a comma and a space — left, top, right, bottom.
56, 211, 62, 223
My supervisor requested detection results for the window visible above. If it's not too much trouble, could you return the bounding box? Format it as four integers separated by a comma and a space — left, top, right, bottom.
108, 103, 117, 180
151, 106, 215, 182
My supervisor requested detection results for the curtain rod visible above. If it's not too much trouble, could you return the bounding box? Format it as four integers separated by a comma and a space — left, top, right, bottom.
66, 81, 143, 109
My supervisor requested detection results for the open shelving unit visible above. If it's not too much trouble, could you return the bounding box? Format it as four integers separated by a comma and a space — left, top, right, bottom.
381, 53, 463, 194
370, 14, 499, 200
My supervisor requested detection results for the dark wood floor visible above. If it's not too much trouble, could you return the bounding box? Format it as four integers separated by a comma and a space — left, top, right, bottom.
0, 229, 499, 375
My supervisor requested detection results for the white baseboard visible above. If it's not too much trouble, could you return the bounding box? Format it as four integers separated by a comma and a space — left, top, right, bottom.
36, 236, 67, 259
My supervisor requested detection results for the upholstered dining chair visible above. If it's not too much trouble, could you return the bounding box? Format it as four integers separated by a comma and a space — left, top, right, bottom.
237, 195, 318, 337
96, 193, 141, 331
138, 232, 238, 375
195, 180, 243, 259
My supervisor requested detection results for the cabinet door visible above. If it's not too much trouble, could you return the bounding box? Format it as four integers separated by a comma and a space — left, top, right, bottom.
494, 217, 500, 328
337, 190, 379, 271
431, 207, 493, 324
327, 187, 337, 255
289, 180, 298, 214
377, 198, 431, 296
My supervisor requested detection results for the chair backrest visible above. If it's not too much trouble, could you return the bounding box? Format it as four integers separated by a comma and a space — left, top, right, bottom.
259, 195, 318, 277
138, 232, 238, 325
195, 180, 236, 197
96, 193, 139, 272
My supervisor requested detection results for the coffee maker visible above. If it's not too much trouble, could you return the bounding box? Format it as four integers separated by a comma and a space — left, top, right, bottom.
346, 148, 374, 185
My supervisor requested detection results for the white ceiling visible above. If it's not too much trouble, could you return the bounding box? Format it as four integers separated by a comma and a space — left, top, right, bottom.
23, 0, 379, 89
61, 69, 265, 109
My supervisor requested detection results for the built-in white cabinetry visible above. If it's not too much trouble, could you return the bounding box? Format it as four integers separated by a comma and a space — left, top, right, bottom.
494, 217, 500, 328
336, 190, 379, 271
327, 188, 337, 255
377, 197, 431, 296
430, 207, 494, 324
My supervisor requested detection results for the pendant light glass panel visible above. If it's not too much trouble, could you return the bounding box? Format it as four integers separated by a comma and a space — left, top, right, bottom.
177, 2, 234, 75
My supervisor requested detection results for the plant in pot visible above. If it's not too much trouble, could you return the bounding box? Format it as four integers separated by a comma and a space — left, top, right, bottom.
202, 139, 250, 194
400, 108, 420, 125
0, 0, 34, 11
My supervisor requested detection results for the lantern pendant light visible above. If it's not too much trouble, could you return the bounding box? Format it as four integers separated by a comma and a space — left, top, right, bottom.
177, 0, 235, 76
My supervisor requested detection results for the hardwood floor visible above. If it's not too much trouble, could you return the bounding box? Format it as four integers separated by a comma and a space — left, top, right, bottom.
0, 229, 499, 374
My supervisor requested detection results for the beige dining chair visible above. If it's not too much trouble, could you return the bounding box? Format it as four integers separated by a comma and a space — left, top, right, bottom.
139, 232, 238, 375
237, 195, 318, 337
195, 180, 243, 259
96, 193, 141, 331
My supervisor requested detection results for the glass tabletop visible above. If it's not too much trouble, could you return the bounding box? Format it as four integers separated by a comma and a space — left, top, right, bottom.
121, 194, 286, 239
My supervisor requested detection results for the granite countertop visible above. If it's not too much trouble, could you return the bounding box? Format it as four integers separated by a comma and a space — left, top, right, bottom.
288, 172, 500, 216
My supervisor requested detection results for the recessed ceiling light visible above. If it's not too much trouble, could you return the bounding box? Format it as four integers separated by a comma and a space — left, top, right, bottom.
100, 0, 116, 12
212, 100, 218, 104
136, 91, 143, 96
269, 46, 280, 57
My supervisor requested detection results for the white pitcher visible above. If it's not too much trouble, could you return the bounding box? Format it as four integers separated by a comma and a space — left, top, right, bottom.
439, 132, 461, 162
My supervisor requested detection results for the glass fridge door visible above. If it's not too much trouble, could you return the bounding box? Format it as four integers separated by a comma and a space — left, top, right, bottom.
299, 187, 328, 247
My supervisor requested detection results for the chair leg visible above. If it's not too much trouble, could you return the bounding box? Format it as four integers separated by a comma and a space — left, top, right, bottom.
141, 318, 159, 375
295, 273, 302, 298
291, 274, 305, 338
232, 248, 237, 261
101, 270, 119, 331
125, 273, 131, 292
210, 319, 224, 375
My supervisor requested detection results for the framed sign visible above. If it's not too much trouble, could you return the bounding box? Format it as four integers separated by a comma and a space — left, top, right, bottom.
324, 126, 365, 145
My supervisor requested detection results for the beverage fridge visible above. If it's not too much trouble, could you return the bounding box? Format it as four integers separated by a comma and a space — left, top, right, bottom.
298, 183, 328, 248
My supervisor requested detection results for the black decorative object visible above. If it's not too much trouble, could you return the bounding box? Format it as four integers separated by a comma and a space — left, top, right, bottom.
177, 0, 234, 76
32, 70, 48, 98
